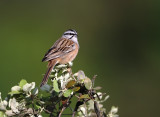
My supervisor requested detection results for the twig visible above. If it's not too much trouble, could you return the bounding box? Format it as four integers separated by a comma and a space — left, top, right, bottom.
72, 111, 76, 117
43, 108, 52, 114
92, 75, 97, 87
62, 114, 72, 116
58, 106, 66, 117
94, 101, 101, 117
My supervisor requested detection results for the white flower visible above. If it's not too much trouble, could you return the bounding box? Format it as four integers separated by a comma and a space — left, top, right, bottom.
111, 106, 118, 114
55, 72, 58, 78
56, 64, 67, 68
0, 92, 8, 111
30, 115, 35, 117
108, 106, 119, 117
38, 115, 42, 117
23, 82, 35, 93
3, 100, 8, 107
9, 98, 20, 114
68, 62, 73, 67
57, 75, 64, 80
96, 92, 103, 99
64, 73, 70, 80
88, 100, 94, 110
0, 100, 8, 111
79, 106, 86, 115
18, 101, 26, 111
62, 69, 68, 73
59, 79, 64, 89
11, 86, 21, 92
51, 68, 57, 73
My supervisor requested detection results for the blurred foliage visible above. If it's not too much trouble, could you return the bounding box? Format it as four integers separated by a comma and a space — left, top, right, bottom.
0, 0, 160, 117
0, 64, 118, 117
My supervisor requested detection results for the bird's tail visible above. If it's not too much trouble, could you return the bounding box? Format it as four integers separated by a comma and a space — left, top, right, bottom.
40, 60, 57, 87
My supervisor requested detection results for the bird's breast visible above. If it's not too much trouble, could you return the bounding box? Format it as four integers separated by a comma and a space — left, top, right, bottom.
59, 43, 79, 64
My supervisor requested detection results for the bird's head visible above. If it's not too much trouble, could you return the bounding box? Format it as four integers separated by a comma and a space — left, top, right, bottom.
62, 29, 78, 44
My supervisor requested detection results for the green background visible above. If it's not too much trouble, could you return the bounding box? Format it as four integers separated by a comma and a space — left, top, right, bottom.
0, 0, 160, 117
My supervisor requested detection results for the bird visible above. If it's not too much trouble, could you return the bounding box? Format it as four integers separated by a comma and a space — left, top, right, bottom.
40, 29, 79, 87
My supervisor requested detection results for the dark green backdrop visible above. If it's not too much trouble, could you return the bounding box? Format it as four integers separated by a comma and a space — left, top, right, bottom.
0, 0, 159, 117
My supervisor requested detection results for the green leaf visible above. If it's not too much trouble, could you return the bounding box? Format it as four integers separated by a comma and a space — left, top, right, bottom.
40, 84, 51, 92
66, 80, 76, 88
84, 77, 92, 90
73, 87, 80, 92
0, 111, 7, 117
80, 94, 90, 99
35, 104, 41, 110
8, 91, 21, 95
63, 89, 72, 97
53, 80, 60, 92
19, 79, 27, 88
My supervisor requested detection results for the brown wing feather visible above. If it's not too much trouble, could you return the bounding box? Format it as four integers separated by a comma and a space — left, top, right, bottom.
42, 38, 75, 62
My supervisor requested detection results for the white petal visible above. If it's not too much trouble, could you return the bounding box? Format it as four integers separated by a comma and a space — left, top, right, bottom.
30, 82, 35, 89
23, 82, 35, 93
3, 100, 8, 107
11, 86, 21, 92
96, 92, 102, 99
56, 64, 67, 68
68, 62, 73, 67
111, 106, 118, 114
23, 83, 31, 93
80, 106, 86, 115
0, 93, 8, 110
64, 73, 70, 80
9, 98, 20, 114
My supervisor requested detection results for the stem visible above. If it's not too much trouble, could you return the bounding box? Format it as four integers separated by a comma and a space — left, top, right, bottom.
72, 111, 76, 117
58, 106, 66, 117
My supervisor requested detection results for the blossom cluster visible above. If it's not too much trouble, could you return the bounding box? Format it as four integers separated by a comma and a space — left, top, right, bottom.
0, 62, 118, 117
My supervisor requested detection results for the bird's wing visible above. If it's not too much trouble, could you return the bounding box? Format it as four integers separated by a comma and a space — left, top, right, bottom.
42, 38, 76, 62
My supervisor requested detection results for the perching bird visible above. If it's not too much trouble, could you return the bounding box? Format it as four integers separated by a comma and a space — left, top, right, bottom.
40, 29, 79, 87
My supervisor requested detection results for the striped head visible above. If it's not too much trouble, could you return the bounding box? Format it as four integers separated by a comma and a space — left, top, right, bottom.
62, 29, 78, 44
